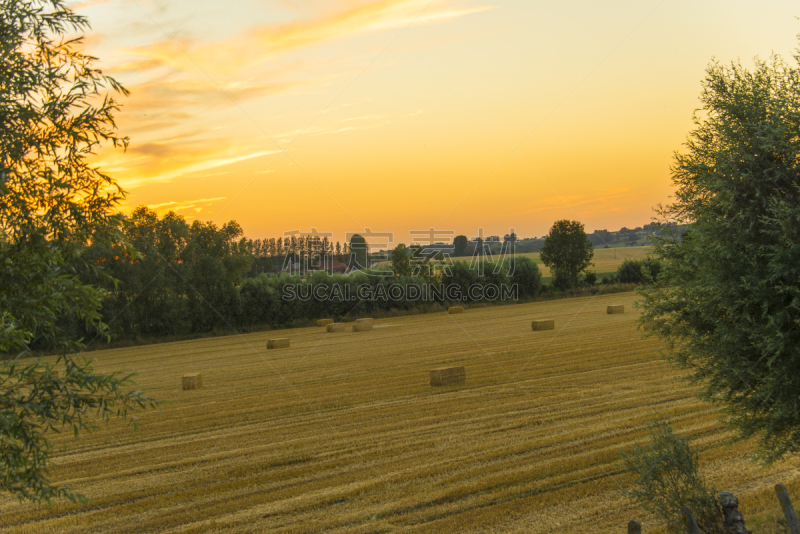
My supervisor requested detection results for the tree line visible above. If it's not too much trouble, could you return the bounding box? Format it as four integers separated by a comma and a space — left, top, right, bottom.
66, 206, 547, 339
58, 208, 665, 342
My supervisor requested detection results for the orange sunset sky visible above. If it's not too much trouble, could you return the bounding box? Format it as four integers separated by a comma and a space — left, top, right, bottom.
79, 0, 800, 243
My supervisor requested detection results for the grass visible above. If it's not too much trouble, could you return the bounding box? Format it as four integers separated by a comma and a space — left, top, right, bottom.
0, 291, 797, 533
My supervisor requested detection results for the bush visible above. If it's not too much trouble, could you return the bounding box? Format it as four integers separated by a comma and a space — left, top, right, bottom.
551, 269, 572, 290
616, 258, 662, 284
583, 271, 597, 286
510, 256, 542, 298
620, 423, 722, 534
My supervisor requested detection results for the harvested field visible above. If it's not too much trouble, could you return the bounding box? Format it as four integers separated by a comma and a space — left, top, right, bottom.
316, 319, 334, 327
1, 292, 797, 533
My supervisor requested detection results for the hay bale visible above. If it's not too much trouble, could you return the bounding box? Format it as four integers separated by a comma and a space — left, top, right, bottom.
352, 322, 373, 332
317, 319, 334, 327
355, 318, 373, 324
267, 338, 290, 349
448, 306, 465, 314
182, 373, 203, 390
326, 323, 349, 333
531, 320, 555, 331
430, 366, 466, 387
607, 305, 625, 314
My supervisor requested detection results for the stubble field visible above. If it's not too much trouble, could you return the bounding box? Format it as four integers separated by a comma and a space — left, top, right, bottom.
1, 292, 798, 533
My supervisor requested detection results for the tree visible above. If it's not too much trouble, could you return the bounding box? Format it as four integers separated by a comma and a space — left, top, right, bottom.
348, 234, 368, 271
540, 220, 594, 289
616, 258, 662, 284
0, 0, 156, 503
510, 256, 542, 298
390, 244, 412, 276
453, 235, 469, 257
638, 47, 800, 462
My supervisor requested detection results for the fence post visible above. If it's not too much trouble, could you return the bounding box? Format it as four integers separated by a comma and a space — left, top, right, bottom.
681, 506, 702, 534
720, 491, 751, 534
775, 484, 800, 534
627, 520, 641, 534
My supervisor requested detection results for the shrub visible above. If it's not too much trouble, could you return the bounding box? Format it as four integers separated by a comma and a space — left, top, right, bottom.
616, 258, 662, 284
620, 423, 722, 534
510, 256, 542, 298
551, 269, 572, 290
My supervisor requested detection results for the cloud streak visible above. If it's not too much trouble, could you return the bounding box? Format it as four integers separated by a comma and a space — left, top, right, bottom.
118, 149, 282, 189
115, 0, 497, 76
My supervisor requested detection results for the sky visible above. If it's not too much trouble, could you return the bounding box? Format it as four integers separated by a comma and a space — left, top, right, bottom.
76, 0, 800, 244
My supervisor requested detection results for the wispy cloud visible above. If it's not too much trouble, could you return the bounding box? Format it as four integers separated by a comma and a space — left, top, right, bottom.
145, 196, 227, 216
115, 0, 497, 76
340, 114, 387, 122
254, 0, 498, 57
115, 148, 281, 189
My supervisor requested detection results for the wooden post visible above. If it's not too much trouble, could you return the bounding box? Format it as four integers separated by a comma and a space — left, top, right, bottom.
720, 491, 751, 534
681, 506, 702, 534
627, 520, 642, 534
775, 484, 800, 534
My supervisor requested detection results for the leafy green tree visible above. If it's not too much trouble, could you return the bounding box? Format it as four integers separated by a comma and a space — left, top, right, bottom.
390, 244, 412, 276
0, 0, 156, 503
349, 234, 368, 271
540, 220, 594, 289
638, 48, 800, 463
510, 256, 542, 298
184, 219, 252, 331
453, 235, 469, 257
616, 258, 662, 284
443, 261, 477, 301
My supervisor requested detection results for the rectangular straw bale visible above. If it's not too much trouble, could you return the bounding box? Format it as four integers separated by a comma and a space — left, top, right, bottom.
182, 373, 203, 390
267, 338, 290, 349
326, 323, 349, 333
531, 320, 555, 331
448, 306, 465, 314
429, 366, 466, 387
355, 318, 373, 324
352, 322, 373, 332
317, 319, 334, 327
607, 305, 625, 314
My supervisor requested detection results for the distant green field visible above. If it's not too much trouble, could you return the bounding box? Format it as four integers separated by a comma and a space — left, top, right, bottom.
450, 246, 654, 279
